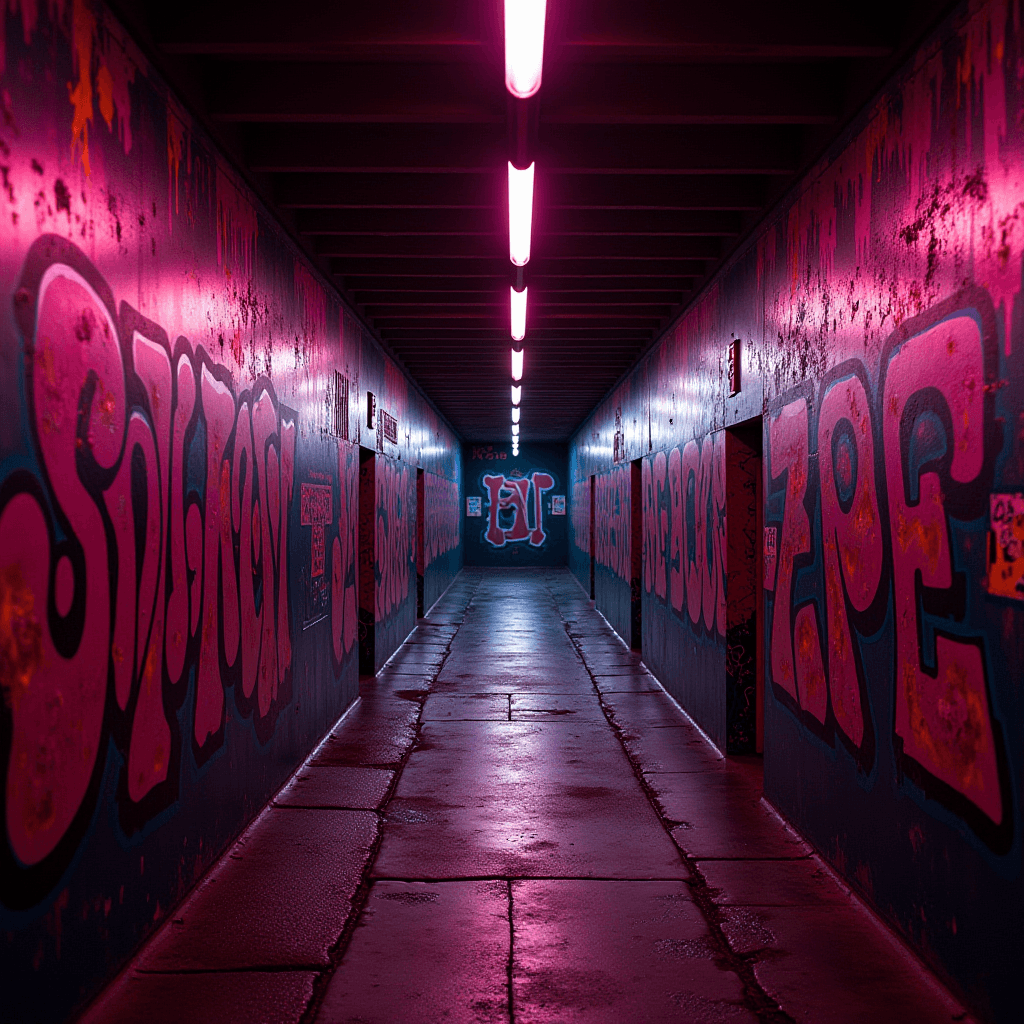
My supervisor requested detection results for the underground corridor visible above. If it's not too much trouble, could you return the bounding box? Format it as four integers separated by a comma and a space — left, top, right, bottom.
0, 2, 1020, 1023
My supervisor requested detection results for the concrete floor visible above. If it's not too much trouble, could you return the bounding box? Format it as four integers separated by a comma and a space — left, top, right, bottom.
82, 568, 971, 1024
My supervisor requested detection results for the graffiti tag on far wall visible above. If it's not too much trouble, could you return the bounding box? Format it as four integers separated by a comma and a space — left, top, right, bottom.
481, 471, 555, 548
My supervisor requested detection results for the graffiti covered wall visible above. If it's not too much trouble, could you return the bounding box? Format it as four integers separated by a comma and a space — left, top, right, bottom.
423, 468, 462, 612
592, 464, 634, 645
0, 4, 462, 1021
568, 475, 591, 592
463, 444, 568, 567
568, 1, 1022, 1020
366, 453, 416, 672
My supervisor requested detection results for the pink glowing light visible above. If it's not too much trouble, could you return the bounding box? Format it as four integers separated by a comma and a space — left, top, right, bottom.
508, 162, 535, 266
512, 385, 522, 405
504, 0, 546, 99
511, 285, 527, 341
512, 347, 524, 381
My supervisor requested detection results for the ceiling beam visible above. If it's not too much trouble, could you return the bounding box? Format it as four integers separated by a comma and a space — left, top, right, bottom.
247, 124, 797, 174
383, 328, 652, 341
273, 172, 769, 210
355, 293, 685, 307
295, 208, 742, 237
208, 62, 502, 124
350, 279, 694, 297
208, 60, 838, 127
317, 235, 722, 259
157, 1, 488, 57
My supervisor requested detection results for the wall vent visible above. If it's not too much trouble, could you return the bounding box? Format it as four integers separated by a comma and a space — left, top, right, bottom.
331, 371, 349, 439
381, 410, 399, 445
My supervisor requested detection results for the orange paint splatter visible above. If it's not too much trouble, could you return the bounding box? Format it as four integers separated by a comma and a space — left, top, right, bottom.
67, 0, 95, 176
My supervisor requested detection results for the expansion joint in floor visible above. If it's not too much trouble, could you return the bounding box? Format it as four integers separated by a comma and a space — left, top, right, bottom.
298, 577, 482, 1024
551, 579, 798, 1024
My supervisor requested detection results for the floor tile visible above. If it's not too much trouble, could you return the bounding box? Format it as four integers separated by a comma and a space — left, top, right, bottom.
316, 881, 509, 1024
81, 970, 316, 1024
421, 693, 510, 721
274, 766, 393, 810
312, 698, 420, 767
139, 809, 378, 969
373, 721, 688, 880
721, 904, 971, 1023
513, 880, 757, 1023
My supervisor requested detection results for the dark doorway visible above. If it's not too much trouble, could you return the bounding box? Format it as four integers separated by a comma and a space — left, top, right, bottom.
725, 419, 764, 756
358, 448, 376, 675
630, 459, 643, 650
416, 468, 425, 617
589, 474, 596, 599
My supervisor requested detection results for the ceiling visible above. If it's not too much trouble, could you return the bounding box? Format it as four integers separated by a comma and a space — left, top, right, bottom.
113, 0, 956, 443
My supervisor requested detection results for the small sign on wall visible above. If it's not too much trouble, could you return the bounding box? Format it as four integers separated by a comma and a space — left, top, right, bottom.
763, 526, 778, 590
987, 493, 1024, 600
727, 339, 741, 396
381, 410, 399, 444
551, 495, 566, 515
466, 496, 482, 517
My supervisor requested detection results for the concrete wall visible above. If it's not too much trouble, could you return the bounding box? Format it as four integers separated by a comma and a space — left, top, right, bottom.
463, 443, 568, 567
568, 1, 1022, 1020
0, 3, 462, 1021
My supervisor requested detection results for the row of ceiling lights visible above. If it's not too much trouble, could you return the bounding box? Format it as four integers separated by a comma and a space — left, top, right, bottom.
505, 0, 546, 457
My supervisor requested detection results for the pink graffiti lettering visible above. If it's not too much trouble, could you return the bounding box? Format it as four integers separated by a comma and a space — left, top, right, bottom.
593, 467, 630, 578
639, 432, 727, 641
679, 440, 701, 625
818, 373, 882, 749
642, 458, 655, 594
653, 451, 668, 600
2, 265, 120, 866
423, 472, 460, 567
768, 399, 826, 720
883, 315, 1001, 824
0, 245, 301, 870
331, 446, 358, 662
376, 458, 413, 620
301, 483, 333, 579
571, 479, 591, 555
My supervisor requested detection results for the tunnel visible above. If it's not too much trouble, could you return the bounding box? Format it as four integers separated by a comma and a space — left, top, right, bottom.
0, 1, 1020, 1022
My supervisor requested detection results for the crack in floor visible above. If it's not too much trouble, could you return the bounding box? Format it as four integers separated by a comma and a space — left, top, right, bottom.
551, 576, 797, 1024
298, 576, 482, 1024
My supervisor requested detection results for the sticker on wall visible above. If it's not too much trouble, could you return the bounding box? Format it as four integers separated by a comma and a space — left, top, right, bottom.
467, 496, 482, 516
763, 526, 778, 590
551, 495, 566, 515
987, 493, 1024, 600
